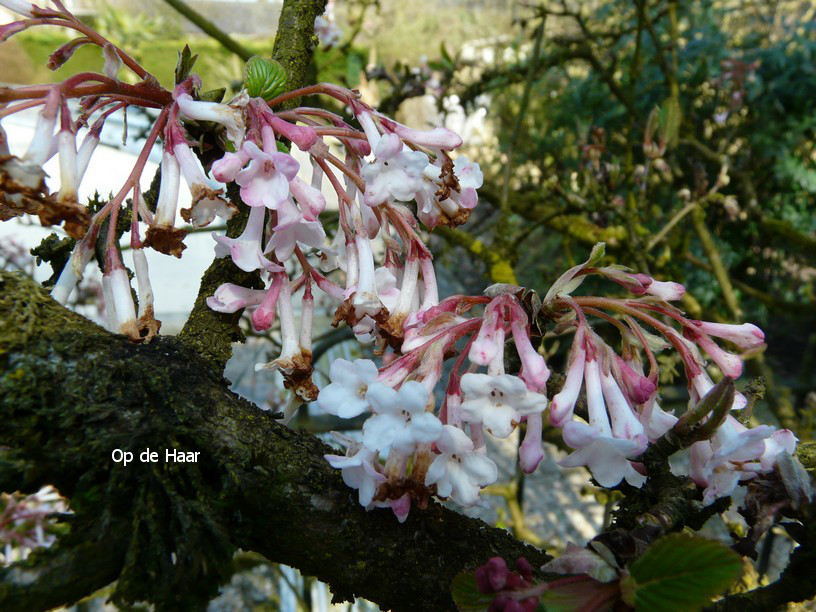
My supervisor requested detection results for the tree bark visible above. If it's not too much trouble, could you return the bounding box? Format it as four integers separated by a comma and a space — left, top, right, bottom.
0, 271, 549, 610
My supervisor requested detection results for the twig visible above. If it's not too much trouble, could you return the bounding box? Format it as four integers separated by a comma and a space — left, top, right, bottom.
646, 201, 697, 251
691, 205, 742, 319
162, 0, 254, 61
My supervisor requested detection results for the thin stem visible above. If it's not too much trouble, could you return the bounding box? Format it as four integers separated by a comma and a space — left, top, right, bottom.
646, 201, 697, 251
691, 206, 742, 319
162, 0, 253, 60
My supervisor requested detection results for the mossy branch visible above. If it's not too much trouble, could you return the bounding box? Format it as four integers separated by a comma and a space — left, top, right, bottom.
0, 271, 549, 611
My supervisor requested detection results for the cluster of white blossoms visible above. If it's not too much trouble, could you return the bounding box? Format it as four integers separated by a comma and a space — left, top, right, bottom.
0, 0, 796, 523
314, 245, 796, 518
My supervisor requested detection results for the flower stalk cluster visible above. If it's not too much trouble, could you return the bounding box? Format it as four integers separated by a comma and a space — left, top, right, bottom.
0, 3, 795, 523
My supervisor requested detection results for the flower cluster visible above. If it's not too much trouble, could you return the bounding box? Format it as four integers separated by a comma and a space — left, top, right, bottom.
0, 2, 796, 525
313, 245, 794, 516
1, 487, 66, 565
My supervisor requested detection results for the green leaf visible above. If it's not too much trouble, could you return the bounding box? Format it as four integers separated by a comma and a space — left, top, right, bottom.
244, 56, 287, 101
450, 571, 494, 611
175, 44, 198, 85
543, 242, 606, 303
623, 533, 742, 611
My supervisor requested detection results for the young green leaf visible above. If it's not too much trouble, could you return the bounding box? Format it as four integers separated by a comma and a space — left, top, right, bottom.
175, 44, 198, 85
621, 533, 742, 611
450, 571, 495, 611
244, 56, 288, 101
543, 242, 606, 304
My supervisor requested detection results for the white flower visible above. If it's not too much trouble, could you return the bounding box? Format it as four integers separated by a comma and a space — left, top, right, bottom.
549, 325, 586, 427
557, 356, 647, 488
324, 433, 385, 507
641, 402, 678, 441
174, 143, 235, 228
459, 373, 547, 438
425, 425, 498, 507
0, 1, 36, 17
362, 381, 442, 454
51, 238, 94, 305
102, 266, 138, 339
175, 93, 246, 149
360, 133, 428, 206
645, 279, 685, 301
314, 15, 342, 48
689, 370, 747, 411
375, 267, 401, 312
315, 358, 379, 419
759, 429, 797, 471
559, 420, 647, 488
453, 156, 483, 190
153, 151, 181, 227
689, 415, 790, 505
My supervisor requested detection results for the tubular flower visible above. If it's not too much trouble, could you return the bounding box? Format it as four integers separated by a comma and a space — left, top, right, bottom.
315, 358, 379, 419
425, 424, 498, 507
362, 381, 442, 455
459, 373, 547, 438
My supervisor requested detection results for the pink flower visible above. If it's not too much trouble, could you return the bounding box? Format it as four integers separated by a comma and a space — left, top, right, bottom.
519, 413, 545, 473
289, 176, 326, 220
250, 274, 285, 331
693, 333, 743, 378
510, 308, 550, 391
266, 115, 318, 151
213, 205, 283, 272
264, 197, 326, 261
549, 325, 586, 427
211, 149, 250, 182
468, 299, 505, 366
688, 321, 765, 351
613, 356, 656, 405
235, 141, 299, 209
378, 115, 463, 150
206, 282, 267, 313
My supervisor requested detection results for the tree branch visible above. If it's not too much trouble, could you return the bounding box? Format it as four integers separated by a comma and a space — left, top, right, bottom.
162, 0, 254, 61
0, 271, 549, 611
